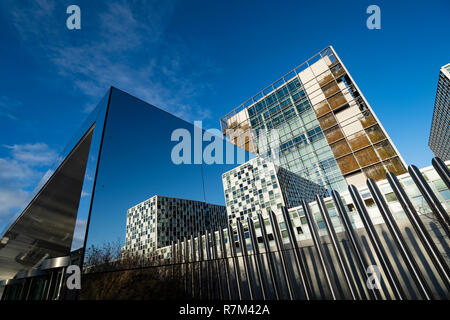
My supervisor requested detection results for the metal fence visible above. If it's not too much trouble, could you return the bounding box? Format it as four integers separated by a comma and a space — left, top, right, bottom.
1, 158, 449, 300
164, 157, 450, 300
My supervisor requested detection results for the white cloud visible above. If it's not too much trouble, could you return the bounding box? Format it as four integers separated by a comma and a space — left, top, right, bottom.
71, 219, 88, 250
4, 143, 58, 167
0, 143, 58, 227
0, 188, 29, 218
0, 158, 36, 184
4, 0, 217, 121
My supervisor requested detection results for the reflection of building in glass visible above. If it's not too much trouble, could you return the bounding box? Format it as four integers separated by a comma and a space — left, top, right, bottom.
124, 195, 227, 255
222, 157, 328, 226
429, 63, 450, 160
221, 46, 407, 192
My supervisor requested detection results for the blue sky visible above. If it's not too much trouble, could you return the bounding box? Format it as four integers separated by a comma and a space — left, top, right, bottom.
0, 0, 449, 231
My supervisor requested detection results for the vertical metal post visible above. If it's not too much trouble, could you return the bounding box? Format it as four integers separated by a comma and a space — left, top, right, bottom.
348, 184, 405, 300
280, 206, 312, 300
432, 157, 450, 190
219, 227, 233, 299
190, 235, 196, 298
55, 268, 66, 300
45, 271, 55, 300
367, 178, 433, 300
257, 213, 281, 299
177, 239, 182, 283
197, 232, 203, 299
331, 190, 378, 300
205, 231, 212, 299
227, 225, 243, 300
387, 172, 450, 291
247, 217, 268, 300
25, 278, 33, 300
316, 195, 357, 300
301, 201, 337, 300
211, 230, 224, 300
237, 220, 255, 299
184, 236, 189, 294
171, 242, 176, 281
268, 210, 296, 300
408, 165, 450, 237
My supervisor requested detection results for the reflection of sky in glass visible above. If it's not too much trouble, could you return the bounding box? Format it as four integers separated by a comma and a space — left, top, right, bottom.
85, 88, 251, 248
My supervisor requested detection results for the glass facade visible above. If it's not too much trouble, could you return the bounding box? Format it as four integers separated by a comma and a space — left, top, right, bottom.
222, 157, 328, 226
152, 161, 450, 300
429, 63, 450, 160
0, 86, 448, 301
221, 46, 407, 192
125, 195, 227, 255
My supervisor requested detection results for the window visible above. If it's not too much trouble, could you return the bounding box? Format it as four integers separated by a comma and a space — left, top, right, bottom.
324, 125, 344, 144
383, 157, 406, 176
330, 139, 351, 158
355, 147, 379, 167
363, 163, 387, 181
347, 131, 371, 151
365, 125, 386, 143
318, 113, 337, 130
307, 126, 324, 143
374, 140, 396, 160
385, 192, 398, 202
337, 154, 359, 174
313, 100, 331, 117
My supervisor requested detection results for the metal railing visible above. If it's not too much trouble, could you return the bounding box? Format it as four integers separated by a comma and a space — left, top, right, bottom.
1, 157, 449, 300
161, 157, 450, 300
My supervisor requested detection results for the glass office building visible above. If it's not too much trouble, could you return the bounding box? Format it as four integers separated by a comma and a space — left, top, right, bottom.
429, 63, 450, 160
0, 87, 250, 299
155, 160, 450, 300
0, 86, 449, 300
124, 195, 227, 255
221, 46, 407, 192
222, 157, 327, 225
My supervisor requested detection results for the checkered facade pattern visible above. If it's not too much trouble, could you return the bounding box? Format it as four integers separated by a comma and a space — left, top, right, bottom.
124, 195, 227, 256
222, 157, 328, 225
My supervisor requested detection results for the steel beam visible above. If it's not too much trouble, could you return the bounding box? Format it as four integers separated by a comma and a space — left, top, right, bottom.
367, 178, 433, 300
257, 213, 281, 300
268, 210, 296, 300
301, 201, 336, 300
316, 195, 357, 299
432, 157, 450, 191
227, 225, 243, 300
408, 165, 450, 237
387, 172, 450, 291
237, 220, 255, 299
348, 184, 405, 300
219, 227, 233, 299
247, 217, 268, 300
331, 190, 379, 300
280, 206, 312, 300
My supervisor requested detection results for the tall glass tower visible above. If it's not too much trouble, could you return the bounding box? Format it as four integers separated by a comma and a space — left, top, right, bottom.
429, 63, 450, 160
220, 46, 407, 192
